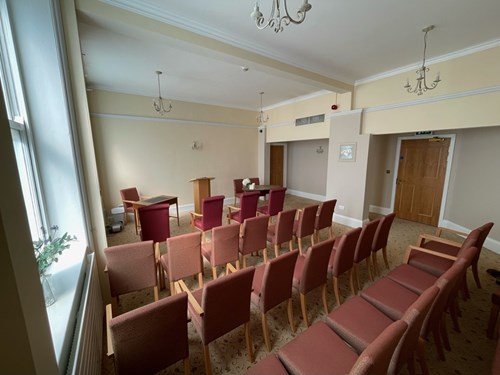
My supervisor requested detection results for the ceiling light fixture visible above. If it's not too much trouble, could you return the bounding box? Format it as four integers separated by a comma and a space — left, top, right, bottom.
153, 70, 172, 115
251, 0, 312, 33
257, 92, 269, 125
404, 25, 441, 95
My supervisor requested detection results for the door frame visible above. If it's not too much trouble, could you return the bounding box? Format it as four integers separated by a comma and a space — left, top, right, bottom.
390, 134, 456, 226
269, 143, 287, 187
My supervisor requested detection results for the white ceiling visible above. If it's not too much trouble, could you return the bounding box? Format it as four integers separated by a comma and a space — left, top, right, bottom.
78, 0, 500, 111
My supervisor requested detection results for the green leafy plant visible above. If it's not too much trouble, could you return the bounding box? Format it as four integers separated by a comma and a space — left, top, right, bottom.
33, 225, 77, 275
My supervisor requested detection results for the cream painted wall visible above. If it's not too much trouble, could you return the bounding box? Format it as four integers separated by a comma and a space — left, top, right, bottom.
89, 90, 259, 212
287, 139, 329, 196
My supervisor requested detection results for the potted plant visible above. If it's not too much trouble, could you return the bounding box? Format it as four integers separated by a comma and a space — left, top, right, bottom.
33, 225, 76, 306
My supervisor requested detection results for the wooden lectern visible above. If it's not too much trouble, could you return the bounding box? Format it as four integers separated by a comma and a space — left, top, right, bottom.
189, 177, 214, 214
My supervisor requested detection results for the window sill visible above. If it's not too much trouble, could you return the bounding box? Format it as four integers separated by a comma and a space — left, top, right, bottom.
44, 242, 87, 368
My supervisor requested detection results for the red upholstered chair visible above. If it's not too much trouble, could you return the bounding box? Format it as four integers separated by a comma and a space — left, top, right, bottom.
360, 249, 475, 363
277, 319, 407, 375
267, 208, 297, 258
326, 286, 439, 375
108, 293, 190, 375
227, 191, 260, 224
120, 187, 147, 234
353, 218, 380, 291
251, 250, 299, 351
416, 222, 494, 289
239, 215, 270, 267
138, 203, 170, 289
190, 195, 225, 242
233, 178, 244, 205
257, 187, 287, 218
314, 199, 337, 242
293, 238, 335, 327
244, 355, 288, 375
104, 240, 159, 315
160, 232, 203, 296
293, 204, 318, 255
328, 227, 362, 306
180, 267, 256, 375
202, 223, 241, 279
371, 212, 396, 276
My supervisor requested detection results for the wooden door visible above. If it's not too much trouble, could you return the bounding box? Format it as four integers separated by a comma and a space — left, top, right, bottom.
270, 144, 284, 186
394, 138, 450, 226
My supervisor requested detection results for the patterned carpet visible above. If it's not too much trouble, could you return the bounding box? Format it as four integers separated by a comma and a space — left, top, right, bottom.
101, 195, 499, 374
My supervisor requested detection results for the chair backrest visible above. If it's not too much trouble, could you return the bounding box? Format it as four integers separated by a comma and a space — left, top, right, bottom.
237, 191, 261, 222
240, 215, 270, 255
473, 222, 494, 261
250, 177, 260, 185
120, 187, 140, 209
294, 204, 319, 238
389, 286, 439, 374
315, 199, 337, 231
210, 223, 240, 266
109, 293, 188, 375
201, 267, 255, 344
353, 218, 380, 264
105, 240, 157, 297
234, 179, 244, 195
267, 187, 287, 216
299, 238, 335, 294
258, 250, 299, 312
138, 203, 170, 243
272, 209, 297, 244
372, 212, 396, 252
200, 195, 225, 230
330, 227, 362, 277
349, 320, 408, 375
455, 229, 480, 257
166, 232, 202, 282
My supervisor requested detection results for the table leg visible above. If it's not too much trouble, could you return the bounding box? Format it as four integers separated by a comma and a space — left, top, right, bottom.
176, 200, 180, 226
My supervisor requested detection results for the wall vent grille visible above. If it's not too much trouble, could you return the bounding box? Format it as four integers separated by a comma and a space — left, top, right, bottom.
295, 114, 325, 126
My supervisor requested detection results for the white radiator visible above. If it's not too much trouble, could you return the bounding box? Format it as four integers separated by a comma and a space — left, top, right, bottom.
66, 253, 103, 375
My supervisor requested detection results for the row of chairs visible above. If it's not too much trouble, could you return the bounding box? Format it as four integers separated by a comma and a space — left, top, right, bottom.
247, 241, 481, 374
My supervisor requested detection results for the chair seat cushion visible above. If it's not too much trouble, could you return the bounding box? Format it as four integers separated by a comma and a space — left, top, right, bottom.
257, 205, 269, 215
251, 263, 266, 308
278, 321, 358, 375
326, 295, 394, 353
386, 264, 438, 294
245, 355, 289, 375
407, 251, 454, 278
360, 278, 419, 321
228, 210, 242, 223
292, 255, 305, 289
422, 240, 459, 257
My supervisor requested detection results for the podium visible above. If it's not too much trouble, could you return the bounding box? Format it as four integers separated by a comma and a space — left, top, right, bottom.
189, 177, 214, 214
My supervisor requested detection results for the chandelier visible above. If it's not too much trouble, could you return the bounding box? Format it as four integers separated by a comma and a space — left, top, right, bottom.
153, 70, 172, 115
257, 92, 269, 125
251, 0, 312, 33
404, 25, 441, 95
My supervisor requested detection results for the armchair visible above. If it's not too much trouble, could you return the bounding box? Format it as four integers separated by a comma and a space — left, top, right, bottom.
190, 195, 224, 242
227, 191, 260, 224
267, 208, 297, 258
239, 215, 270, 267
257, 187, 286, 218
353, 218, 380, 291
202, 223, 241, 279
371, 212, 396, 276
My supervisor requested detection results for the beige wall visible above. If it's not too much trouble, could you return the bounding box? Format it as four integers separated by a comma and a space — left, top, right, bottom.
287, 139, 329, 196
88, 90, 259, 212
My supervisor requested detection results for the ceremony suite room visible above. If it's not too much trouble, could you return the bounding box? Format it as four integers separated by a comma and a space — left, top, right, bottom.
1, 0, 500, 374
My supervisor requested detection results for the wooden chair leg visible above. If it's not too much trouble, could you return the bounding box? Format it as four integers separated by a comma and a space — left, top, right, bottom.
432, 325, 446, 361
328, 226, 333, 239
472, 262, 482, 288
262, 247, 268, 263
417, 337, 430, 375
354, 263, 360, 294
372, 252, 379, 277
169, 281, 175, 296
197, 273, 203, 289
153, 286, 159, 301
183, 358, 190, 375
321, 283, 328, 314
440, 316, 451, 351
333, 276, 341, 307
348, 269, 356, 296
245, 321, 254, 362
310, 233, 315, 246
287, 298, 295, 332
366, 257, 373, 281
449, 297, 461, 332
212, 266, 218, 280
382, 246, 390, 270
274, 244, 279, 258
288, 240, 293, 252
242, 255, 247, 268
487, 300, 500, 339
406, 353, 416, 375
300, 293, 309, 328
261, 312, 271, 352
203, 344, 212, 375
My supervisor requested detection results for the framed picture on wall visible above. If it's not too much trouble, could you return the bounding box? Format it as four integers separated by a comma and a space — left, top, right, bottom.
339, 142, 356, 161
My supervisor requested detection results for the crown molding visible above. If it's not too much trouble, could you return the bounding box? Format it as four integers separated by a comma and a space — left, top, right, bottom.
363, 85, 500, 114
356, 38, 500, 86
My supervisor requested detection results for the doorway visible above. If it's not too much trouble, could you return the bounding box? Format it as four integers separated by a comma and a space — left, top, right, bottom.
393, 136, 454, 226
270, 144, 285, 186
